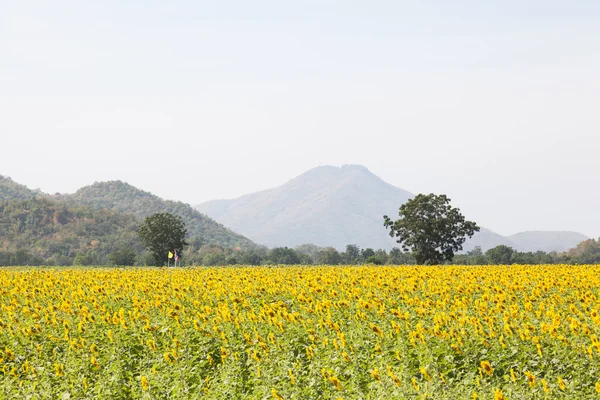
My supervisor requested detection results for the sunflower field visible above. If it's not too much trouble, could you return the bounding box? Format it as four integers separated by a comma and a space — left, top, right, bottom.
1, 265, 600, 399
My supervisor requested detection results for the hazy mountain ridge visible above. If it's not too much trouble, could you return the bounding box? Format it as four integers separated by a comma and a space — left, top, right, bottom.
507, 231, 588, 253
198, 165, 413, 249
196, 165, 588, 252
462, 228, 518, 252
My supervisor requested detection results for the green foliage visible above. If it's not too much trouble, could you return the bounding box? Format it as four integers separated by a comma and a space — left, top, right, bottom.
511, 250, 555, 264
135, 251, 156, 266
138, 213, 188, 266
384, 193, 480, 265
485, 245, 514, 264
361, 248, 375, 260
454, 245, 570, 265
239, 249, 268, 265
267, 247, 301, 265
388, 247, 416, 265
0, 249, 44, 266
202, 253, 227, 266
344, 244, 361, 264
0, 175, 38, 201
73, 252, 94, 266
366, 249, 388, 265
294, 243, 323, 258
453, 250, 485, 265
63, 181, 257, 250
316, 247, 342, 264
567, 238, 600, 263
224, 254, 239, 265
108, 246, 137, 266
365, 255, 384, 265
0, 197, 141, 266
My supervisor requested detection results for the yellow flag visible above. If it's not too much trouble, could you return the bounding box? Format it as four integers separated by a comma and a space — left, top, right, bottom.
168, 251, 173, 259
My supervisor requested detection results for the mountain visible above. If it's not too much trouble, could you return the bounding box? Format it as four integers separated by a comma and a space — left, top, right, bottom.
60, 181, 257, 250
507, 231, 588, 253
196, 165, 588, 252
0, 196, 141, 265
197, 165, 412, 249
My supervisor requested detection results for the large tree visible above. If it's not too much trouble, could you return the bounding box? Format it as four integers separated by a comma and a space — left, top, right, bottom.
383, 193, 479, 265
138, 213, 188, 266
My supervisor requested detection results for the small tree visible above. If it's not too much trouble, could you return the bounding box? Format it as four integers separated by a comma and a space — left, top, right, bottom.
240, 248, 267, 265
485, 245, 514, 265
344, 244, 361, 264
73, 252, 93, 266
365, 254, 386, 265
466, 246, 487, 265
138, 213, 188, 266
267, 247, 300, 265
360, 248, 375, 261
108, 246, 137, 266
384, 193, 479, 265
388, 248, 401, 265
367, 249, 388, 265
316, 247, 342, 265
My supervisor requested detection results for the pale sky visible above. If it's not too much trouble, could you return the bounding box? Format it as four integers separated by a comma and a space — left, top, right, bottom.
1, 1, 599, 238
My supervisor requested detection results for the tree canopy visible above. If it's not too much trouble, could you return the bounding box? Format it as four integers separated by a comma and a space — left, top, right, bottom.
383, 193, 479, 265
485, 245, 514, 264
138, 213, 188, 266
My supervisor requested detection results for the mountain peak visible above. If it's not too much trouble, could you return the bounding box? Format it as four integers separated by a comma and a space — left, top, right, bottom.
301, 164, 373, 176
340, 164, 371, 172
196, 165, 413, 249
286, 165, 385, 191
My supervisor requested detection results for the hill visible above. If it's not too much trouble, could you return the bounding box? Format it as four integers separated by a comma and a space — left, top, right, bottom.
60, 181, 257, 250
196, 165, 587, 252
0, 175, 38, 201
507, 231, 588, 253
462, 228, 518, 252
0, 196, 141, 265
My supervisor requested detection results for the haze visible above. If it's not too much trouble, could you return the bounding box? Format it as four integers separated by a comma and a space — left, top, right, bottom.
1, 1, 599, 238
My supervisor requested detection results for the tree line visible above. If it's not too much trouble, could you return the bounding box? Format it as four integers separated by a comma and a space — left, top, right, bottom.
5, 239, 600, 267
168, 240, 600, 267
